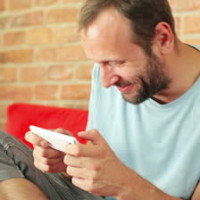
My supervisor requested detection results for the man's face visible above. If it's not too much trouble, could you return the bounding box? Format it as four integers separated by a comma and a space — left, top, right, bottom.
82, 7, 170, 104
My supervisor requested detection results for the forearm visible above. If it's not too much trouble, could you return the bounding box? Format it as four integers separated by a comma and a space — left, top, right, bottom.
63, 131, 185, 199
0, 178, 48, 200
116, 168, 182, 200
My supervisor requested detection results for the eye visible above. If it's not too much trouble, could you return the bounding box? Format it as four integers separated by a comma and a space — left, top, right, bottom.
98, 61, 109, 67
109, 61, 125, 67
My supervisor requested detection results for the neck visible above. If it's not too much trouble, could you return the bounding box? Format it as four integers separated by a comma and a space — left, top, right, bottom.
153, 41, 200, 104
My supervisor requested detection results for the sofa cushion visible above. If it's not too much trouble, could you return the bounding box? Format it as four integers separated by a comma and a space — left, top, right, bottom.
5, 103, 88, 148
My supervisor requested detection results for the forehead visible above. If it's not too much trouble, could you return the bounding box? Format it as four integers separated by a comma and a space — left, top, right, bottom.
83, 7, 133, 37
81, 7, 139, 62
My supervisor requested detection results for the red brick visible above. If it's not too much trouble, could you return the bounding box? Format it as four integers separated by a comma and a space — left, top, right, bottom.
0, 0, 5, 11
0, 49, 33, 63
46, 7, 80, 24
35, 0, 58, 5
10, 11, 43, 27
34, 85, 59, 100
35, 45, 86, 62
61, 84, 91, 100
20, 67, 46, 82
184, 15, 200, 33
4, 31, 25, 46
0, 67, 17, 82
75, 63, 93, 80
0, 86, 33, 101
52, 25, 80, 44
47, 65, 73, 81
26, 28, 52, 45
169, 0, 200, 11
8, 0, 32, 10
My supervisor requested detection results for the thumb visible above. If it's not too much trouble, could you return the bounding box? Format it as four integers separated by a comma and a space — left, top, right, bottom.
78, 129, 105, 145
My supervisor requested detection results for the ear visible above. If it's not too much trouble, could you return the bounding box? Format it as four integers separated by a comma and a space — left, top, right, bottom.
152, 22, 175, 55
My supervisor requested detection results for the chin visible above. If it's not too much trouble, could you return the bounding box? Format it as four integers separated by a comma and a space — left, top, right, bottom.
122, 92, 148, 105
122, 94, 138, 105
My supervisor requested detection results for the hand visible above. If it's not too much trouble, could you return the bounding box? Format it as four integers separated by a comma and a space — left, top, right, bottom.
63, 129, 132, 198
25, 128, 72, 174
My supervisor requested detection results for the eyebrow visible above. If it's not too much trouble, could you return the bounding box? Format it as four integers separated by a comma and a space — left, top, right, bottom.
98, 59, 124, 64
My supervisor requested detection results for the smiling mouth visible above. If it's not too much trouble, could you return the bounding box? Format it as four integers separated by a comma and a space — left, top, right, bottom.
116, 83, 133, 93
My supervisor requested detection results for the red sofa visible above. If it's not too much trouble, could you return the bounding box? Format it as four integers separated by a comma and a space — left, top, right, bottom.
5, 103, 88, 148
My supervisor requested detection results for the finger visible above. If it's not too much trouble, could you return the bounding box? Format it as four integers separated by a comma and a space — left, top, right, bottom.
71, 177, 98, 194
64, 155, 88, 167
78, 129, 106, 145
33, 145, 64, 158
25, 131, 48, 147
34, 158, 66, 173
65, 142, 104, 159
67, 166, 87, 179
33, 152, 64, 166
71, 177, 85, 190
54, 128, 73, 136
33, 148, 67, 173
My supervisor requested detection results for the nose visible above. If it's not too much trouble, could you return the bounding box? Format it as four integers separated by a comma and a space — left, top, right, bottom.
99, 63, 119, 88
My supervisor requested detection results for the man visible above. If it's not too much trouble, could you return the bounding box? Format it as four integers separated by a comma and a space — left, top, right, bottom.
0, 0, 200, 199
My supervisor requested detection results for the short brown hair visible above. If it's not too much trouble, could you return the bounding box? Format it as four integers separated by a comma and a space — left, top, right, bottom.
79, 0, 176, 54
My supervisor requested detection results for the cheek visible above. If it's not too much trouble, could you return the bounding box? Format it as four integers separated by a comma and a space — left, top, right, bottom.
115, 59, 149, 82
118, 69, 144, 84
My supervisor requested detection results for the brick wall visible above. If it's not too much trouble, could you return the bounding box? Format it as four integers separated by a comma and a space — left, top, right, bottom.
0, 0, 200, 130
169, 0, 200, 44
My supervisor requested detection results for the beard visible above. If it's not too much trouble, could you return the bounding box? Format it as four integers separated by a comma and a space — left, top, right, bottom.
121, 53, 171, 104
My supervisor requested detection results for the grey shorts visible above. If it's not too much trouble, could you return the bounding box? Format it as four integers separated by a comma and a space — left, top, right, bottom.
0, 130, 104, 200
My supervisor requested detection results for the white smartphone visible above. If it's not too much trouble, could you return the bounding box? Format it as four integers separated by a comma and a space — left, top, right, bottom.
29, 125, 77, 152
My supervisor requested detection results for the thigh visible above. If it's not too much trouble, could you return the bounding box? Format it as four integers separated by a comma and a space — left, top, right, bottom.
0, 131, 104, 200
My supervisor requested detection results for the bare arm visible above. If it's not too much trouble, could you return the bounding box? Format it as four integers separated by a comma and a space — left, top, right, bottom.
25, 128, 200, 200
114, 175, 200, 200
64, 130, 200, 200
114, 170, 182, 200
192, 182, 200, 200
0, 178, 48, 200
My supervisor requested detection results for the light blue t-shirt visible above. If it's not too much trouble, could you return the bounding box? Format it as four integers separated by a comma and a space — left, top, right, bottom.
87, 63, 200, 200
